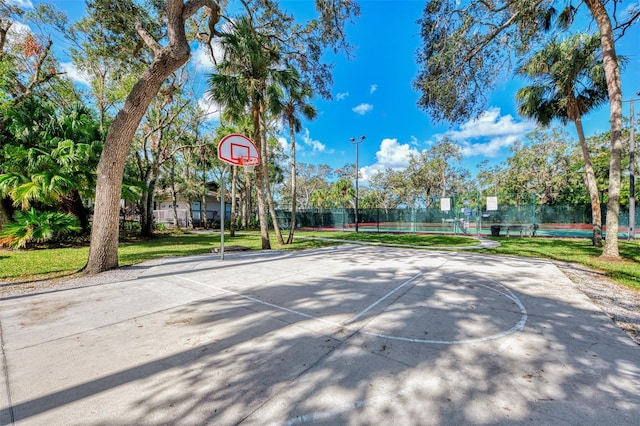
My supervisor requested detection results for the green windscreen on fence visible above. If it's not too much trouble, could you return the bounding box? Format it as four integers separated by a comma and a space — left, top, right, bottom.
274, 192, 639, 239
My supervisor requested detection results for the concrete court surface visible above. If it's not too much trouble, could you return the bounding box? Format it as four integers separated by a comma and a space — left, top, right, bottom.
0, 244, 638, 425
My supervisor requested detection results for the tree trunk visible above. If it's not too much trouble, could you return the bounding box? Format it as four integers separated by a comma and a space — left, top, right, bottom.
241, 173, 250, 229
252, 101, 270, 249
140, 178, 157, 237
286, 121, 297, 244
201, 194, 208, 229
574, 117, 602, 247
261, 112, 284, 245
85, 0, 220, 274
170, 160, 180, 228
0, 196, 14, 228
185, 163, 195, 229
584, 0, 622, 259
201, 164, 208, 229
187, 199, 194, 229
59, 189, 89, 233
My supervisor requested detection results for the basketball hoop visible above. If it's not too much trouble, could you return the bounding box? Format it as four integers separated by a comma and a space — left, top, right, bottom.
240, 156, 259, 174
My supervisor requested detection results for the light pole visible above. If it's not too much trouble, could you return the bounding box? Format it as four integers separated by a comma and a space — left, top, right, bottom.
624, 94, 639, 240
351, 135, 366, 232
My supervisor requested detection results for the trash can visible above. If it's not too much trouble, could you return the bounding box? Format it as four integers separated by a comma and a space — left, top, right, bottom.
490, 225, 501, 237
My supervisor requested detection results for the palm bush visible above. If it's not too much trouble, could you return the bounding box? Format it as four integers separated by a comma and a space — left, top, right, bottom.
0, 208, 81, 248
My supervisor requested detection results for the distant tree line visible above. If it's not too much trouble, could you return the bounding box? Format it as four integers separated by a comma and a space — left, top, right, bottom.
0, 0, 637, 267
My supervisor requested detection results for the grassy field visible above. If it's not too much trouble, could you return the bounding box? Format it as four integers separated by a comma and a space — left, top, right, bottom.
474, 237, 640, 290
1, 230, 638, 291
0, 231, 475, 282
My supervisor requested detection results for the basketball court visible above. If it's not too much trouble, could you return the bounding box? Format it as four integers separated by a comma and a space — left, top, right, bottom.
1, 244, 639, 425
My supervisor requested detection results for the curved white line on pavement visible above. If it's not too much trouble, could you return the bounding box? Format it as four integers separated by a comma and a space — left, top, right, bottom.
344, 273, 423, 324
353, 278, 528, 345
173, 274, 527, 346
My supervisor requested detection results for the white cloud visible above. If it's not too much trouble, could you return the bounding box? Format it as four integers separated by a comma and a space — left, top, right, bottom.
459, 135, 520, 157
197, 95, 221, 122
6, 20, 30, 41
300, 128, 331, 154
370, 84, 377, 94
277, 136, 289, 153
444, 107, 534, 157
191, 19, 234, 73
59, 62, 91, 86
360, 138, 419, 181
336, 92, 349, 101
7, 0, 33, 8
360, 163, 386, 181
192, 41, 224, 72
375, 138, 418, 168
352, 103, 373, 115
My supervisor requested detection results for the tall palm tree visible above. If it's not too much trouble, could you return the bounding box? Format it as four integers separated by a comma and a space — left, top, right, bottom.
207, 16, 286, 250
274, 69, 317, 244
516, 33, 610, 246
309, 188, 331, 209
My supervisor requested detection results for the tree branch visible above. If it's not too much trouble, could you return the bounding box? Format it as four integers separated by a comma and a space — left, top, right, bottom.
13, 39, 59, 104
135, 21, 162, 56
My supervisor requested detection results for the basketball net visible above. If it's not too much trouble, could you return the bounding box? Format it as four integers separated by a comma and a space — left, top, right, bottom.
240, 156, 259, 174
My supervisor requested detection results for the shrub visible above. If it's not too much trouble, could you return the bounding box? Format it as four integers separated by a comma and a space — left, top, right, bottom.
0, 208, 81, 248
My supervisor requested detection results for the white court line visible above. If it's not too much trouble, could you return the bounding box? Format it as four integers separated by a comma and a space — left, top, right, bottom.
173, 274, 527, 346
344, 273, 422, 325
174, 274, 339, 329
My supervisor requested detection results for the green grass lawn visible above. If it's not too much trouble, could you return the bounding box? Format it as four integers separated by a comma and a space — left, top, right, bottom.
294, 231, 480, 247
1, 230, 638, 292
474, 237, 640, 290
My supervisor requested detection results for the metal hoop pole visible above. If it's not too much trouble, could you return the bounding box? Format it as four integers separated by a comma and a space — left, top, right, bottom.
220, 165, 229, 260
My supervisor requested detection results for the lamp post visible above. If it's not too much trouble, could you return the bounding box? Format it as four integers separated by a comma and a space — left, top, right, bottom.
351, 135, 366, 232
624, 94, 639, 240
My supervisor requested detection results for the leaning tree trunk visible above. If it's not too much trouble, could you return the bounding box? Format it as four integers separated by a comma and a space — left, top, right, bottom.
252, 101, 270, 249
265, 171, 284, 244
85, 0, 221, 274
574, 116, 602, 247
584, 0, 622, 259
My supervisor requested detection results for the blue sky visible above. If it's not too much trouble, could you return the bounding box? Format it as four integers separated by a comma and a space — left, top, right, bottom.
9, 0, 640, 181
292, 0, 640, 181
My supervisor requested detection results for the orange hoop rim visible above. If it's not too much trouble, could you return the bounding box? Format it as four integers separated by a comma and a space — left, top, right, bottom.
239, 156, 259, 166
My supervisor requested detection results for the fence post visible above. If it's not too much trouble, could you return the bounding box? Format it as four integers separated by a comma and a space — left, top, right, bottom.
531, 193, 537, 231
451, 194, 456, 235
477, 192, 481, 237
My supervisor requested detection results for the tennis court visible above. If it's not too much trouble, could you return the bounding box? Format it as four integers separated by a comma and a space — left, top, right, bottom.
1, 244, 638, 425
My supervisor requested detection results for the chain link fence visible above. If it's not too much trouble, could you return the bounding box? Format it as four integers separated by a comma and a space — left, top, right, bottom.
276, 193, 639, 239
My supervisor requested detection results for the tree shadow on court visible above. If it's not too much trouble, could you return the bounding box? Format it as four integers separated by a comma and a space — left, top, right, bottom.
2, 246, 639, 425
